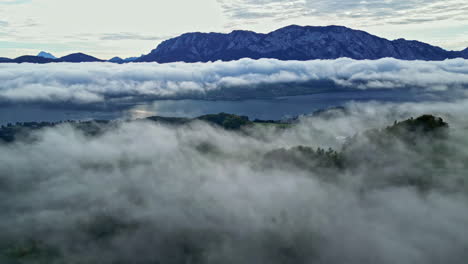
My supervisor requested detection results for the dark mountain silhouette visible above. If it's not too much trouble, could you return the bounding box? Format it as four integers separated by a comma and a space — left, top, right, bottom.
108, 56, 139, 64
136, 25, 468, 63
108, 57, 125, 64
461, 47, 468, 57
0, 53, 103, 63
0, 57, 12, 63
12, 55, 57, 64
59, 53, 103, 62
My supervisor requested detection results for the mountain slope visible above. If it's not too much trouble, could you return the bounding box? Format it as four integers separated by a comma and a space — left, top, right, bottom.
461, 47, 468, 57
37, 51, 57, 59
137, 25, 467, 63
59, 53, 103, 62
0, 53, 105, 63
13, 55, 57, 64
0, 57, 12, 63
108, 56, 139, 64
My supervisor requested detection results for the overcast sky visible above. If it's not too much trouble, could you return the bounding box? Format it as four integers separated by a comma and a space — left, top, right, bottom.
0, 0, 467, 59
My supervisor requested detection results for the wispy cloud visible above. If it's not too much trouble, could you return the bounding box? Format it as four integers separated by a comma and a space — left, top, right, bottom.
218, 0, 468, 27
100, 33, 168, 41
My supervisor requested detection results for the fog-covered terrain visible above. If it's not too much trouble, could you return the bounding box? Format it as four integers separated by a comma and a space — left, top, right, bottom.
1, 99, 468, 264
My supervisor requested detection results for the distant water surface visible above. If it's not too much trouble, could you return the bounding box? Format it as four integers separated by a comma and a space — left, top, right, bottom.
0, 90, 435, 125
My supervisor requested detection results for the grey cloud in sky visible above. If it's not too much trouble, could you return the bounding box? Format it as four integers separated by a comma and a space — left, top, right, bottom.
100, 33, 168, 41
0, 0, 466, 58
218, 0, 468, 26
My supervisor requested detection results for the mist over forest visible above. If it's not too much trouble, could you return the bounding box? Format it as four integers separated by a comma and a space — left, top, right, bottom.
1, 99, 468, 264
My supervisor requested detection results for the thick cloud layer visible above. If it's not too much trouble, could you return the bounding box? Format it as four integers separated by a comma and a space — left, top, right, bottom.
1, 58, 468, 104
1, 99, 468, 263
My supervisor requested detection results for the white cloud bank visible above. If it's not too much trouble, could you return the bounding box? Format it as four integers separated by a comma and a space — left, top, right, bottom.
1, 58, 468, 104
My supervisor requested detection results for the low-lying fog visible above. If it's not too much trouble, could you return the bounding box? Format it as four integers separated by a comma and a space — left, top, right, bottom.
1, 58, 467, 104
1, 99, 467, 264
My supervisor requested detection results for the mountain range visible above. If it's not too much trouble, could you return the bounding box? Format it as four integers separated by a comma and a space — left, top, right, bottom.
0, 52, 103, 64
136, 25, 468, 62
108, 56, 139, 64
1, 25, 467, 63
